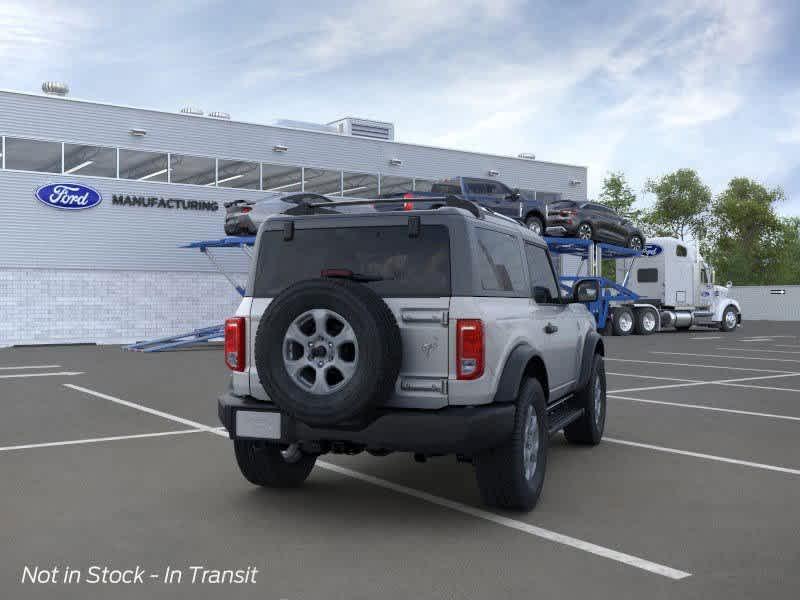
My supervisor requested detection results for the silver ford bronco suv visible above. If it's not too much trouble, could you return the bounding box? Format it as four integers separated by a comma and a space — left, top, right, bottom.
218, 198, 606, 510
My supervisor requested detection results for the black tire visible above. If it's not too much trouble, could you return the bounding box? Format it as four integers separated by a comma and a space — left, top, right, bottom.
628, 234, 644, 250
611, 306, 634, 336
564, 354, 606, 445
234, 440, 316, 487
576, 222, 593, 240
720, 305, 739, 332
525, 215, 545, 236
633, 307, 658, 335
474, 378, 548, 511
254, 278, 402, 427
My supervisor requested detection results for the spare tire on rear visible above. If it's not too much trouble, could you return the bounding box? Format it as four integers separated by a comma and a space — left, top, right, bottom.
254, 278, 402, 427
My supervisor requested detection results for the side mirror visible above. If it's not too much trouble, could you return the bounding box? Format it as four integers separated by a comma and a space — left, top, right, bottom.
726, 281, 733, 289
506, 187, 521, 201
573, 279, 600, 303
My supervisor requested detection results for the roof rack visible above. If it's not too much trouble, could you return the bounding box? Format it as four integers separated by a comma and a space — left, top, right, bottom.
286, 194, 484, 219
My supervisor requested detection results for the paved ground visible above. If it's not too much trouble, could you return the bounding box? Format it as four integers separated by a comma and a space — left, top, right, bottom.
2, 321, 800, 599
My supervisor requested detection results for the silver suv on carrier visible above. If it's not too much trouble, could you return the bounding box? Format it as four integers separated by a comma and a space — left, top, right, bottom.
218, 197, 606, 510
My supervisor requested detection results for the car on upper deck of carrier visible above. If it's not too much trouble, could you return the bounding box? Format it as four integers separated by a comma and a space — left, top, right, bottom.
218, 197, 607, 510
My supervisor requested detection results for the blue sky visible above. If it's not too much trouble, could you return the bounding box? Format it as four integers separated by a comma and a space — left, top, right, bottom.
3, 0, 799, 213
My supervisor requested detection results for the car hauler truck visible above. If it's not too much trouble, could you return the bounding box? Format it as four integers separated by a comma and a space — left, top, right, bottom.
548, 236, 741, 335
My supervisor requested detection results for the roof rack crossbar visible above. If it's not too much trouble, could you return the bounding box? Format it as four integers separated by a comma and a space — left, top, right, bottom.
301, 195, 483, 218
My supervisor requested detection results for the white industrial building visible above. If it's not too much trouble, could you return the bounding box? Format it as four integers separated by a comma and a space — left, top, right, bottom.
0, 84, 588, 346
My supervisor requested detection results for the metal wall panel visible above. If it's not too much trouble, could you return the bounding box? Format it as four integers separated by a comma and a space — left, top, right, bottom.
728, 286, 800, 321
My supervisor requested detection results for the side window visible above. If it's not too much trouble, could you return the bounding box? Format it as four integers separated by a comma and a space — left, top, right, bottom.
524, 243, 560, 303
700, 268, 708, 284
676, 245, 688, 257
475, 228, 527, 295
637, 268, 659, 283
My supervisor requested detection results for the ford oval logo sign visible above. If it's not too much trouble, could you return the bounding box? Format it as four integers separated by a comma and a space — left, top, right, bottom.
35, 183, 103, 210
642, 244, 663, 257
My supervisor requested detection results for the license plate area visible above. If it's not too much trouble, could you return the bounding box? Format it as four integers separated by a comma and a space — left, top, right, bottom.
235, 410, 281, 439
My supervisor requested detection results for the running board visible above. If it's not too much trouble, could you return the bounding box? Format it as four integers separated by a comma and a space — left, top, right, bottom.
546, 402, 584, 435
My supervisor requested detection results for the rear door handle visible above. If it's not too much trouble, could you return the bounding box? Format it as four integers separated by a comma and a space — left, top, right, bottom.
544, 323, 558, 334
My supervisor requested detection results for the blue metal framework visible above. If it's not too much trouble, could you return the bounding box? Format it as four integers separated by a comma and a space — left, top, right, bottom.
125, 236, 256, 352
544, 237, 641, 330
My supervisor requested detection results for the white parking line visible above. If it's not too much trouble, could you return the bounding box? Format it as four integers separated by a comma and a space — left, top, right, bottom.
774, 344, 800, 349
607, 372, 698, 383
608, 372, 800, 394
64, 383, 690, 580
608, 394, 800, 423
0, 364, 62, 370
320, 461, 691, 580
605, 438, 800, 477
0, 429, 207, 453
652, 351, 800, 364
0, 371, 84, 379
606, 358, 796, 374
689, 336, 721, 340
717, 347, 800, 355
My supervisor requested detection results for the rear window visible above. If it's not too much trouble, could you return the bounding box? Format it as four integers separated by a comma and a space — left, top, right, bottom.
253, 225, 451, 297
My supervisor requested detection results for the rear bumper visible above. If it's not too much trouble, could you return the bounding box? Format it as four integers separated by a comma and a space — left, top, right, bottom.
218, 391, 515, 455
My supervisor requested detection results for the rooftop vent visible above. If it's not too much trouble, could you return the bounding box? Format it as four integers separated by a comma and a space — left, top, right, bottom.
180, 106, 204, 116
518, 152, 536, 160
329, 117, 395, 141
271, 119, 337, 134
208, 111, 231, 120
42, 81, 69, 96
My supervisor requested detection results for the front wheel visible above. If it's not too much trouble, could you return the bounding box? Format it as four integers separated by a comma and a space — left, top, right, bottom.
525, 215, 544, 236
234, 440, 316, 488
565, 353, 606, 445
474, 378, 548, 511
720, 306, 739, 332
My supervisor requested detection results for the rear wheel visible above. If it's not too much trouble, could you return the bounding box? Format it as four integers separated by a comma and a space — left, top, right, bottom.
611, 306, 634, 336
525, 215, 544, 236
564, 354, 606, 445
628, 235, 644, 250
634, 307, 658, 335
234, 441, 316, 487
474, 378, 548, 511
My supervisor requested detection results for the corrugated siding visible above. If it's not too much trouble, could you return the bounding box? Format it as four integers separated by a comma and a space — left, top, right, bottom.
0, 90, 587, 272
728, 286, 800, 321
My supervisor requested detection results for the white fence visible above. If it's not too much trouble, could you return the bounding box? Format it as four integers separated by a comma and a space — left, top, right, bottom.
728, 285, 800, 321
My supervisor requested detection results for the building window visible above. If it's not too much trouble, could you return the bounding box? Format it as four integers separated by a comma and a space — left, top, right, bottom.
119, 149, 168, 182
413, 178, 435, 192
4, 137, 61, 173
217, 159, 260, 189
342, 171, 378, 198
304, 167, 342, 195
63, 143, 117, 177
379, 175, 413, 196
170, 154, 216, 186
262, 163, 303, 192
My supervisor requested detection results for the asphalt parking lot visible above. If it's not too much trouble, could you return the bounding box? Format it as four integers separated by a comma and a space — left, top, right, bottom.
2, 322, 800, 599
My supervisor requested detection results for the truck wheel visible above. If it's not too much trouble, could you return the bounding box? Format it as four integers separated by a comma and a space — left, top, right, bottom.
720, 306, 739, 332
564, 353, 606, 445
627, 235, 644, 250
576, 222, 593, 240
525, 215, 544, 236
634, 307, 658, 335
234, 441, 316, 487
254, 278, 402, 427
611, 307, 634, 336
474, 378, 548, 511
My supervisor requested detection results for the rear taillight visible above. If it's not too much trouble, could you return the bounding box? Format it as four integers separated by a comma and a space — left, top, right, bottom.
402, 201, 415, 211
241, 207, 252, 213
224, 317, 246, 371
456, 319, 484, 380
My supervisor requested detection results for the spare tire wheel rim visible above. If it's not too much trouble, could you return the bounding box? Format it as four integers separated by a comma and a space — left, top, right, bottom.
282, 309, 359, 395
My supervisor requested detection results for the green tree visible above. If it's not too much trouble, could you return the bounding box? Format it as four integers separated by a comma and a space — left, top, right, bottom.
598, 171, 640, 220
643, 169, 711, 241
707, 178, 786, 285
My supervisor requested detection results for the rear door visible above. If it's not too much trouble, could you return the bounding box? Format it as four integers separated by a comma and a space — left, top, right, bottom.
249, 222, 451, 408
